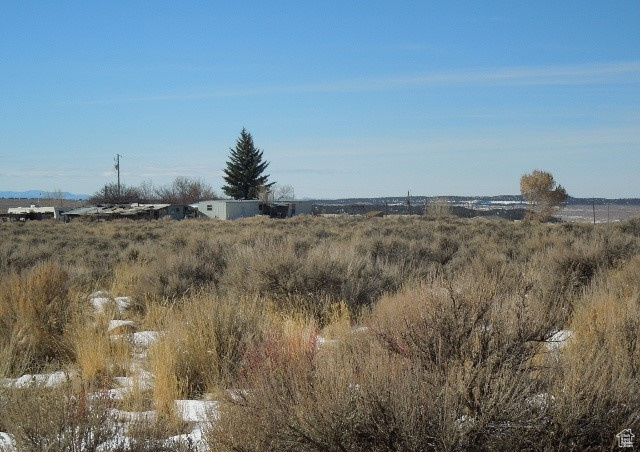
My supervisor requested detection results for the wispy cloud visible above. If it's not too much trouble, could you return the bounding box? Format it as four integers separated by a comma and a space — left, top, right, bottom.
305, 61, 640, 92
66, 61, 640, 105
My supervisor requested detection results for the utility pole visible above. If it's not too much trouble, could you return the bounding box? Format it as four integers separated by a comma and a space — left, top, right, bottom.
114, 154, 122, 197
407, 191, 412, 216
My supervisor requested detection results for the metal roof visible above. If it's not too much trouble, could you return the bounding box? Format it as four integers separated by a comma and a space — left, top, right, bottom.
64, 204, 176, 216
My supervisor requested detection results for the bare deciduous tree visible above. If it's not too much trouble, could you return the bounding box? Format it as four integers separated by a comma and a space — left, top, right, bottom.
154, 177, 217, 204
272, 184, 295, 200
89, 183, 142, 205
90, 177, 217, 205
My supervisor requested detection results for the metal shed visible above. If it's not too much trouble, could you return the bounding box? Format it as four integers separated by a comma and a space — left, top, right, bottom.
197, 200, 262, 220
197, 199, 313, 220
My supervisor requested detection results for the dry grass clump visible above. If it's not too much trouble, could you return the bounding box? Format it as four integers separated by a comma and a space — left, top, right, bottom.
71, 314, 132, 384
147, 292, 263, 406
0, 380, 121, 452
0, 261, 76, 374
544, 266, 640, 449
134, 234, 227, 302
224, 237, 400, 314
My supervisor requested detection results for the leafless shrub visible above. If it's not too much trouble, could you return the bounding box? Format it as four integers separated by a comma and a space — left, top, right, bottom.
0, 380, 122, 452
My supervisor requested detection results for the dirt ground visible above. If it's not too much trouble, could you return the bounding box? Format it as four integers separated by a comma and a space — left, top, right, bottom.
558, 204, 640, 223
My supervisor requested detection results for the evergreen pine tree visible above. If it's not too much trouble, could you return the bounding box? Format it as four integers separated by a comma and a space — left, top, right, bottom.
222, 128, 274, 199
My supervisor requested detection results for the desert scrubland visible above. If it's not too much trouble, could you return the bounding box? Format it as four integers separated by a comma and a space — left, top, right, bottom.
0, 214, 639, 450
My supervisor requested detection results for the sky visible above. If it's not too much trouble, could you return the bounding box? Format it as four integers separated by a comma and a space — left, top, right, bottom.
1, 1, 639, 199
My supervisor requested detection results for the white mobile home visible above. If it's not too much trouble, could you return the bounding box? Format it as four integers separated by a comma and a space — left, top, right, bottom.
198, 200, 261, 220
8, 205, 63, 221
198, 199, 313, 220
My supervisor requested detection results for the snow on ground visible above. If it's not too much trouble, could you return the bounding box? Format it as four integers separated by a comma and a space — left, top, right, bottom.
175, 400, 220, 423
113, 372, 154, 392
546, 330, 573, 350
2, 370, 69, 388
89, 292, 131, 313
166, 425, 209, 451
315, 335, 338, 347
131, 330, 160, 347
526, 393, 555, 410
0, 292, 219, 451
0, 432, 15, 451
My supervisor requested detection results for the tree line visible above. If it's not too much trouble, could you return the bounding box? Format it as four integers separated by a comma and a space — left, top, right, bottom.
89, 177, 218, 205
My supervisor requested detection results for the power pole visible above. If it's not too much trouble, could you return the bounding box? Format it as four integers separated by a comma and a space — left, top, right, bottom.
114, 154, 122, 196
407, 191, 412, 216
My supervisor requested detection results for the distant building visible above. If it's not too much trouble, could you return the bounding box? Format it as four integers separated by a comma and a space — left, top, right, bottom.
63, 204, 195, 221
7, 205, 63, 221
197, 199, 313, 220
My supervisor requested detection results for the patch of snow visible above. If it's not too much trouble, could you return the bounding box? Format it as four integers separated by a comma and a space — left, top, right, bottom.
114, 296, 131, 309
455, 414, 476, 431
0, 432, 16, 451
131, 331, 160, 347
90, 295, 131, 313
167, 425, 209, 452
175, 400, 220, 423
315, 335, 338, 347
108, 320, 136, 332
98, 387, 131, 401
113, 376, 132, 387
112, 372, 154, 392
350, 326, 369, 334
2, 370, 68, 388
526, 393, 555, 410
227, 389, 250, 402
546, 330, 573, 350
96, 435, 131, 452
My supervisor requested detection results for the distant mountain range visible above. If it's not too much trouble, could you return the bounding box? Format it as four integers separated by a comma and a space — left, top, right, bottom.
0, 190, 89, 200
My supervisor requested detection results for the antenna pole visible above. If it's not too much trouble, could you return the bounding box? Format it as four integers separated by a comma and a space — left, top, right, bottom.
115, 154, 122, 196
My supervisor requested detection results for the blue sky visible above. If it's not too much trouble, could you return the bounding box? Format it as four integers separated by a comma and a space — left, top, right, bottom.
1, 1, 639, 199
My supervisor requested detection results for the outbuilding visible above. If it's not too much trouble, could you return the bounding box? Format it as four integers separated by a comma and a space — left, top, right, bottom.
197, 199, 313, 220
63, 204, 195, 221
8, 205, 63, 221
